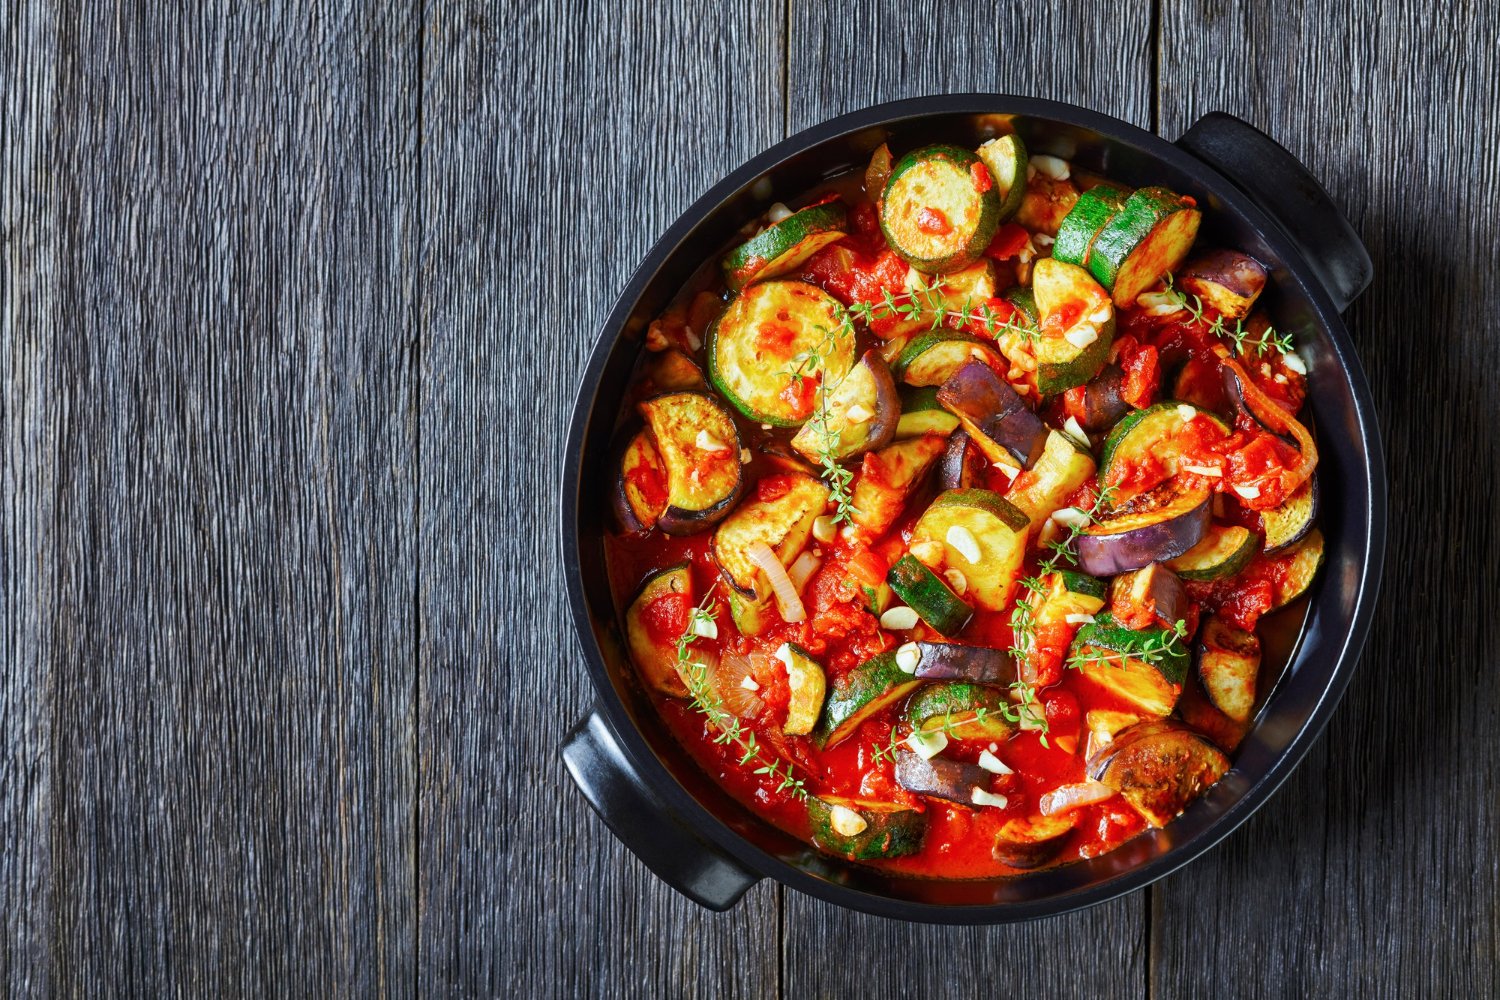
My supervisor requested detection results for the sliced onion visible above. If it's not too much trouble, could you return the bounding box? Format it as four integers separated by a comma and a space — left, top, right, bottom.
748, 540, 806, 623
1216, 349, 1319, 497
787, 550, 822, 594
715, 648, 765, 719
1039, 780, 1116, 817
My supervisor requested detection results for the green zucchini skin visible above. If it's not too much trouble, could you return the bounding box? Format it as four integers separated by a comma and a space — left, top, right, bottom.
893, 331, 1005, 387
880, 144, 1001, 273
1030, 258, 1116, 396
707, 279, 854, 426
1070, 612, 1189, 718
814, 652, 924, 749
806, 796, 926, 860
722, 201, 848, 292
905, 682, 1015, 741
1087, 186, 1202, 305
976, 134, 1029, 222
1052, 183, 1130, 267
895, 386, 961, 438
886, 554, 974, 636
1166, 523, 1259, 581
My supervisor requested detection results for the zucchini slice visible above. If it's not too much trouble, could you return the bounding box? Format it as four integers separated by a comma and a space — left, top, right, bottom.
849, 433, 948, 537
1033, 570, 1108, 627
790, 349, 900, 463
976, 134, 1029, 222
1030, 258, 1116, 395
936, 360, 1048, 470
624, 563, 694, 698
778, 643, 828, 736
1070, 612, 1189, 718
1051, 182, 1130, 268
1261, 477, 1319, 553
1166, 523, 1259, 580
613, 427, 669, 533
1098, 400, 1231, 494
1178, 249, 1268, 321
1196, 617, 1261, 723
906, 682, 1015, 741
1270, 528, 1324, 609
1086, 720, 1229, 827
806, 795, 926, 860
880, 144, 1001, 273
886, 554, 974, 636
1005, 430, 1098, 527
992, 813, 1077, 869
727, 588, 775, 638
910, 489, 1031, 611
1088, 186, 1203, 306
707, 279, 855, 426
814, 651, 925, 749
637, 391, 746, 534
710, 472, 829, 600
722, 201, 848, 292
895, 386, 961, 438
894, 332, 1006, 388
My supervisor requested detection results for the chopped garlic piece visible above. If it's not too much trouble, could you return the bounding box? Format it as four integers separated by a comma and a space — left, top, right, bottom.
1088, 304, 1113, 325
946, 525, 982, 565
1051, 506, 1090, 529
1136, 290, 1186, 315
1234, 484, 1262, 500
1064, 325, 1099, 349
881, 606, 920, 631
942, 568, 968, 595
1033, 232, 1055, 248
812, 515, 837, 543
773, 643, 794, 669
910, 540, 945, 566
695, 429, 730, 452
907, 729, 948, 760
1183, 464, 1222, 477
1064, 613, 1096, 626
1031, 154, 1070, 180
895, 641, 922, 674
970, 788, 1009, 809
739, 675, 760, 692
740, 448, 752, 464
766, 202, 793, 224
1176, 404, 1198, 423
846, 403, 873, 424
993, 460, 1020, 482
684, 327, 702, 351
1283, 351, 1308, 375
1063, 416, 1088, 443
692, 617, 719, 640
828, 804, 868, 837
978, 749, 1012, 775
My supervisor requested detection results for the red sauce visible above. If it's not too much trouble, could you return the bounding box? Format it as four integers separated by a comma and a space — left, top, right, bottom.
604, 171, 1318, 883
970, 161, 993, 193
917, 206, 952, 235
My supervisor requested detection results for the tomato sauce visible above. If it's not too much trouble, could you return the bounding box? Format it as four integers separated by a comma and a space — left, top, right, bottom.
603, 160, 1319, 883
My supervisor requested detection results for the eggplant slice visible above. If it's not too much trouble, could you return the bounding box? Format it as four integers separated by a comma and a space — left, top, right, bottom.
1086, 719, 1229, 827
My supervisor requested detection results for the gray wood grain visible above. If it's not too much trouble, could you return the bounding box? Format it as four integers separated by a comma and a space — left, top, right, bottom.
3, 2, 420, 995
781, 3, 1154, 997
1152, 2, 1500, 997
414, 2, 787, 996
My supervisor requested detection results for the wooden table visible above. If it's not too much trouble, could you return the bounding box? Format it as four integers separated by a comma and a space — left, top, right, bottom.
6, 1, 1496, 995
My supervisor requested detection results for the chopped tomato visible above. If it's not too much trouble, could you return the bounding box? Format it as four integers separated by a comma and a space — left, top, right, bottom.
1043, 688, 1081, 742
970, 160, 993, 193
984, 222, 1031, 261
917, 207, 952, 235
755, 320, 799, 357
966, 296, 1017, 339
624, 461, 668, 511
756, 475, 796, 503
1040, 301, 1084, 339
1116, 337, 1160, 408
1060, 384, 1090, 426
777, 374, 819, 418
640, 593, 689, 646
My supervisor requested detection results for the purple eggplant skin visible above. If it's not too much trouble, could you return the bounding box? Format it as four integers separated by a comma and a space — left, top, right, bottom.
1261, 476, 1319, 554
938, 430, 987, 490
855, 350, 903, 457
1113, 563, 1188, 629
611, 425, 663, 533
912, 641, 1018, 685
1080, 364, 1131, 433
992, 814, 1078, 869
937, 360, 1048, 468
1077, 485, 1211, 577
1179, 250, 1268, 321
895, 749, 991, 806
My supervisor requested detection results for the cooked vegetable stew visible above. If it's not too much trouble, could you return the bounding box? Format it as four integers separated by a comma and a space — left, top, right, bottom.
606, 133, 1323, 878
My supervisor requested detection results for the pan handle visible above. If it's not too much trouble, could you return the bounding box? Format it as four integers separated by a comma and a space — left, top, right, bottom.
561, 709, 760, 911
1175, 112, 1372, 312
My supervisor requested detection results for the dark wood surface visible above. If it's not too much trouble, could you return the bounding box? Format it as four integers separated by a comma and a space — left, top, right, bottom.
4, 1, 1494, 996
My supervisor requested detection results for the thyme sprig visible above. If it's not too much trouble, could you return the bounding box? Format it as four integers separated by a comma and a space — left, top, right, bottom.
1159, 274, 1294, 357
1008, 485, 1119, 663
674, 590, 809, 800
783, 336, 859, 524
841, 273, 1038, 344
1067, 618, 1190, 672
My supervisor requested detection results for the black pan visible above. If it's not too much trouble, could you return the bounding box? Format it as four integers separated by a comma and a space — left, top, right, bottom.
558, 96, 1385, 922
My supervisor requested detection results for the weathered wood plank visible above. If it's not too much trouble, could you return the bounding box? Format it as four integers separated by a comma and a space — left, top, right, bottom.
782, 4, 1153, 996
1153, 2, 1500, 996
415, 2, 785, 996
3, 2, 420, 995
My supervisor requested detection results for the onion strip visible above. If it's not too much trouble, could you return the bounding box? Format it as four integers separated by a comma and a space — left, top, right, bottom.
1039, 780, 1116, 817
787, 550, 822, 594
748, 540, 806, 623
1215, 348, 1319, 498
